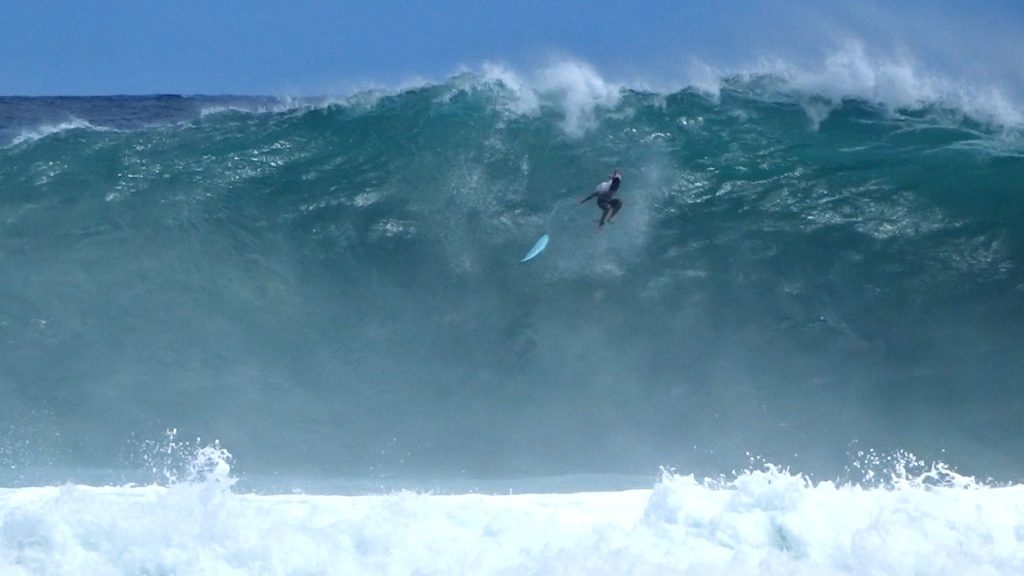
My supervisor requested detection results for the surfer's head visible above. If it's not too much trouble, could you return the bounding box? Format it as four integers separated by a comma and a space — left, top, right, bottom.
608, 169, 622, 192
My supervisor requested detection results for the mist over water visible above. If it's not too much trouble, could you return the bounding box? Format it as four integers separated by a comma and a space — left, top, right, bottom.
1, 58, 1022, 489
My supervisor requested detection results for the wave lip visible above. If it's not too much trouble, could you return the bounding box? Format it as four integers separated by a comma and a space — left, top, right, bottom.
371, 47, 1024, 134
696, 42, 1024, 130
5, 118, 109, 147
471, 47, 1024, 132
4, 47, 1021, 146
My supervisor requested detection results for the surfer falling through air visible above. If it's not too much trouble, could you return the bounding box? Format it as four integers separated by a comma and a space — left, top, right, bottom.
579, 169, 622, 228
520, 169, 624, 262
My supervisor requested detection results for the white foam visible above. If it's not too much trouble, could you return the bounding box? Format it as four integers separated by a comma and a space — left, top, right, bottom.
466, 45, 1022, 131
477, 62, 541, 116
196, 95, 334, 118
468, 48, 1020, 135
185, 45, 1021, 138
442, 60, 622, 137
7, 118, 109, 147
685, 58, 725, 101
789, 42, 940, 108
532, 59, 622, 136
727, 41, 1024, 129
2, 455, 1022, 576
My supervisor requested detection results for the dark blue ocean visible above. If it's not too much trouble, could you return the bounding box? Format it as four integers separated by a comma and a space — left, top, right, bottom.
1, 63, 1023, 575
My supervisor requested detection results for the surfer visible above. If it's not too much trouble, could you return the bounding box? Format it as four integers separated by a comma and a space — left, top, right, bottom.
579, 169, 622, 228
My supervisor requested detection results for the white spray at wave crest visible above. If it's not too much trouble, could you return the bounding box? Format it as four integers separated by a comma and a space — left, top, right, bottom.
712, 41, 1024, 129
2, 444, 1023, 575
228, 60, 622, 138
140, 47, 1022, 139
474, 44, 1023, 131
534, 59, 622, 136
6, 118, 112, 148
479, 59, 622, 136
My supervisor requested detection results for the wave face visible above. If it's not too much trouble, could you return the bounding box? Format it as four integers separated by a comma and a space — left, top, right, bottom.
1, 71, 1023, 485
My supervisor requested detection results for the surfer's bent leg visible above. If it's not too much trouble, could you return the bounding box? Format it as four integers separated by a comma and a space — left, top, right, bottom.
608, 198, 622, 221
597, 198, 611, 226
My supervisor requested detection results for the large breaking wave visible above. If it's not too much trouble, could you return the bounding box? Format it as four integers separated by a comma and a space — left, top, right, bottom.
1, 57, 1022, 489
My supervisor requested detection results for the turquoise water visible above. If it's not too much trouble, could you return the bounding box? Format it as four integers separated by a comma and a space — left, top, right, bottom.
1, 69, 1022, 489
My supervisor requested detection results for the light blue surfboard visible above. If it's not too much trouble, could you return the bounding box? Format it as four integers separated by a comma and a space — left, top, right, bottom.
520, 234, 549, 263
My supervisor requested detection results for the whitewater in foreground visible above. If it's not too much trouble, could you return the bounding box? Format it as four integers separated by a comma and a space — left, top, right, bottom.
1, 447, 1022, 575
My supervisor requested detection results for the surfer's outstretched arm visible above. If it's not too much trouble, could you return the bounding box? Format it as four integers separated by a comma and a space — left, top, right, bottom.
579, 192, 597, 204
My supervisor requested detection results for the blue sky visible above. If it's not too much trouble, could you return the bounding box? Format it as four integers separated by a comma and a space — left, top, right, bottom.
3, 0, 1023, 97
